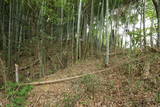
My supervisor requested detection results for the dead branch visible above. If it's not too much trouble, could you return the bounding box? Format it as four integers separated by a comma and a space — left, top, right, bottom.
22, 56, 147, 86
33, 94, 43, 107
56, 55, 64, 67
47, 53, 54, 64
19, 59, 39, 71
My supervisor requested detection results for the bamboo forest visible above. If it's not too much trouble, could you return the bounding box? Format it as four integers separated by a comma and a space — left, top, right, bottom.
0, 0, 160, 106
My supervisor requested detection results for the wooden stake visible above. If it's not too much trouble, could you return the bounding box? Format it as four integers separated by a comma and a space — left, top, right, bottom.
15, 64, 19, 83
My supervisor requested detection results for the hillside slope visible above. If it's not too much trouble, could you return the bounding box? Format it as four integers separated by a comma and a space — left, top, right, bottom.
26, 53, 160, 107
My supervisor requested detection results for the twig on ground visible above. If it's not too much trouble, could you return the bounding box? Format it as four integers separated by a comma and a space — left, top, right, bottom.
32, 94, 43, 107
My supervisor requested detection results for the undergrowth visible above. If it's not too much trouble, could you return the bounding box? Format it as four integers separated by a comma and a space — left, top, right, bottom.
79, 74, 100, 94
57, 74, 101, 107
5, 82, 33, 107
122, 52, 160, 105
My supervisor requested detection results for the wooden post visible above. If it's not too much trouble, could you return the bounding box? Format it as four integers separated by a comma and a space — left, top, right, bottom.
15, 64, 19, 83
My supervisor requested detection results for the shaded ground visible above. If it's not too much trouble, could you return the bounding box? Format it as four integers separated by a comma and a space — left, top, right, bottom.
26, 53, 160, 107
27, 58, 101, 107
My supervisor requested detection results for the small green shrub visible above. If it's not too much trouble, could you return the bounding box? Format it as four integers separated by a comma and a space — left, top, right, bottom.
48, 69, 56, 74
80, 74, 100, 93
135, 80, 143, 90
61, 93, 81, 107
109, 80, 115, 89
156, 92, 160, 103
6, 82, 33, 107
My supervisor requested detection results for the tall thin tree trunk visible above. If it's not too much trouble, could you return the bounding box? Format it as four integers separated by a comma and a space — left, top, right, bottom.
143, 0, 146, 47
60, 0, 64, 61
71, 5, 75, 63
8, 0, 13, 77
150, 18, 154, 47
156, 7, 160, 47
38, 0, 46, 77
157, 12, 160, 47
152, 0, 160, 47
90, 0, 94, 55
140, 8, 143, 48
105, 0, 110, 66
76, 0, 82, 61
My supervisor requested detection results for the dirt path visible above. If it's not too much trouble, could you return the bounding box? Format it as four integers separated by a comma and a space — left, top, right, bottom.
27, 56, 159, 107
27, 58, 102, 107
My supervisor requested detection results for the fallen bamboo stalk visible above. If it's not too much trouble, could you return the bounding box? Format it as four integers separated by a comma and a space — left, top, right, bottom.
22, 56, 147, 86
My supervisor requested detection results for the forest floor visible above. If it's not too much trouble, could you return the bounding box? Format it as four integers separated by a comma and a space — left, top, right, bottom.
25, 52, 160, 107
